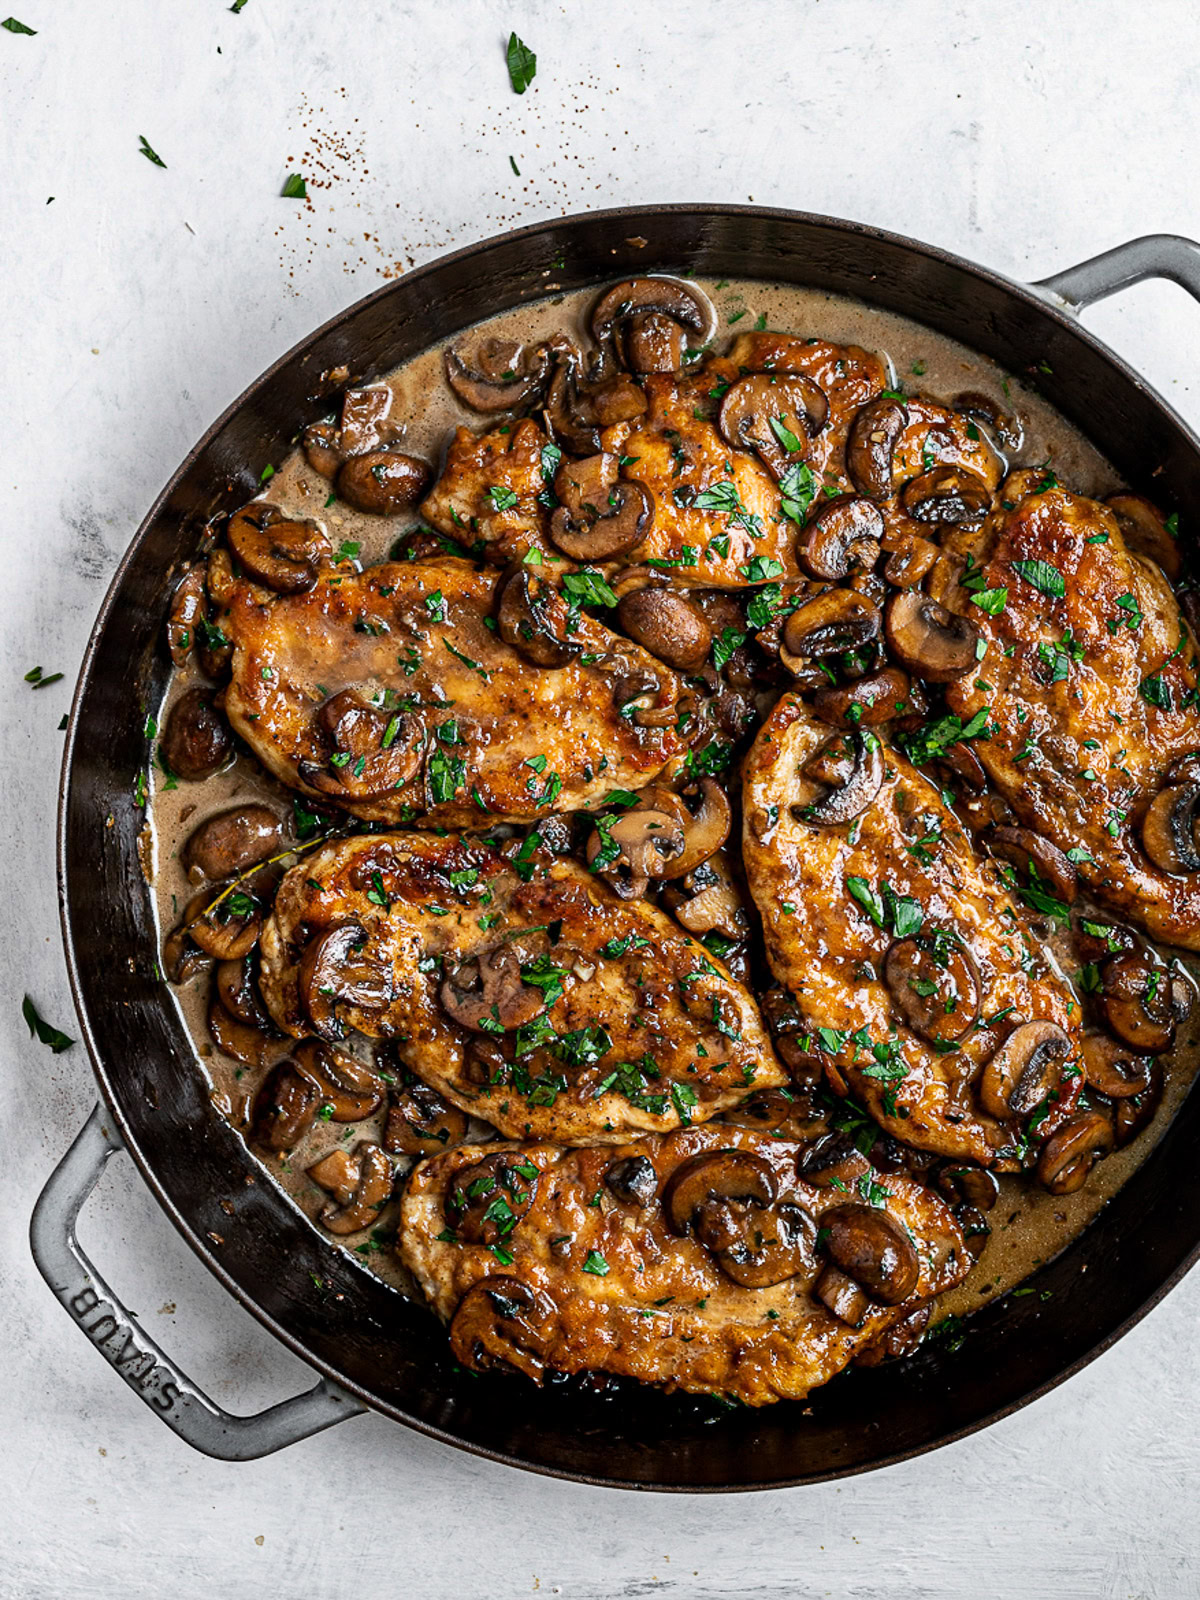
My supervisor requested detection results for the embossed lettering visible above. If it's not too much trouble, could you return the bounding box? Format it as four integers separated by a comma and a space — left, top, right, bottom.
87, 1313, 118, 1345
151, 1379, 180, 1414
69, 1286, 99, 1318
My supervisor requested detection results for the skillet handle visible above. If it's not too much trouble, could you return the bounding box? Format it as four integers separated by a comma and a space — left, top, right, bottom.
1035, 232, 1200, 311
30, 1104, 368, 1460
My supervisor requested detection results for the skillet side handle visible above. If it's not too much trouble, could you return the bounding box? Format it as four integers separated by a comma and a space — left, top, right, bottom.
1035, 232, 1200, 312
30, 1104, 368, 1461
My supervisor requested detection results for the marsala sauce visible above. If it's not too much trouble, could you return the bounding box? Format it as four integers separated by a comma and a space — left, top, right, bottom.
148, 277, 1200, 1328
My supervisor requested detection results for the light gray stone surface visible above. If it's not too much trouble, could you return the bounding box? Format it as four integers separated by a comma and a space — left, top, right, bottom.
3, 1, 1200, 1595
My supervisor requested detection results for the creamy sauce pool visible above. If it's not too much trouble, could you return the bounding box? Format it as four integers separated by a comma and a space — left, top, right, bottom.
148, 277, 1200, 1322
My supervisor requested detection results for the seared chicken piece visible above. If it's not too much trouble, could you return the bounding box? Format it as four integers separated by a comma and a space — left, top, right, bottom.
929, 476, 1200, 949
420, 418, 557, 566
399, 1126, 969, 1406
742, 693, 1084, 1166
259, 832, 785, 1142
221, 559, 686, 826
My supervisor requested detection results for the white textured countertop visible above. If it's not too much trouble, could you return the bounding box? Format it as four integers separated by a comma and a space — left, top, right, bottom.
4, 2, 1200, 1595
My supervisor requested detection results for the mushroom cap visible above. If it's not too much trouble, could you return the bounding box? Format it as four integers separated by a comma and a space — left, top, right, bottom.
228, 504, 332, 595
884, 590, 981, 682
603, 1154, 660, 1207
590, 277, 712, 346
549, 480, 653, 562
616, 587, 712, 672
1037, 1111, 1114, 1195
884, 933, 981, 1043
797, 496, 884, 581
792, 729, 885, 827
449, 1276, 560, 1382
496, 564, 579, 668
161, 687, 234, 782
298, 922, 392, 1039
292, 1038, 385, 1122
821, 1202, 920, 1306
586, 805, 686, 898
846, 396, 908, 499
445, 338, 553, 414
1099, 954, 1176, 1054
1080, 1030, 1154, 1100
986, 825, 1078, 906
1106, 492, 1181, 580
978, 1019, 1072, 1120
439, 940, 549, 1033
188, 886, 262, 962
447, 1152, 539, 1246
319, 1142, 393, 1235
304, 690, 424, 800
662, 1149, 776, 1235
1141, 781, 1200, 875
899, 465, 993, 525
183, 804, 283, 883
717, 372, 829, 478
812, 664, 912, 728
251, 1061, 321, 1153
335, 450, 430, 516
780, 589, 881, 665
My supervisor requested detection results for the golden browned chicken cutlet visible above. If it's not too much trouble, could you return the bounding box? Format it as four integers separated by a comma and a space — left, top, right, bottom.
742, 692, 1084, 1166
928, 474, 1200, 949
220, 558, 687, 827
419, 417, 559, 567
398, 1126, 969, 1405
259, 832, 786, 1142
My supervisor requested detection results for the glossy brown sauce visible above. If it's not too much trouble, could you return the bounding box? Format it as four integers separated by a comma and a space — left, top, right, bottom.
147, 277, 1200, 1319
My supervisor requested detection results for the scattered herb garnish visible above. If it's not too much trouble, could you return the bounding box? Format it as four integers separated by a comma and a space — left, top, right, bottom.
281, 172, 307, 199
22, 996, 74, 1054
506, 31, 536, 94
138, 134, 167, 169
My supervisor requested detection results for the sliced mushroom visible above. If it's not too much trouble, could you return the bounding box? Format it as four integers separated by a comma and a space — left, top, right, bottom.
812, 665, 912, 728
979, 1020, 1072, 1120
215, 955, 272, 1028
383, 1074, 470, 1155
319, 1142, 392, 1235
586, 805, 685, 898
447, 1151, 539, 1244
449, 1276, 559, 1382
167, 566, 207, 666
718, 372, 829, 478
544, 351, 647, 454
188, 887, 262, 961
292, 1038, 386, 1121
986, 826, 1078, 905
1107, 492, 1181, 580
900, 466, 993, 525
1141, 782, 1200, 875
663, 1149, 813, 1288
590, 277, 711, 359
182, 804, 283, 883
161, 687, 233, 781
664, 1149, 776, 1233
954, 390, 1023, 453
641, 780, 733, 878
549, 452, 653, 561
723, 1088, 830, 1143
936, 740, 988, 794
339, 386, 395, 456
227, 503, 332, 594
884, 591, 981, 682
883, 533, 941, 589
1113, 1062, 1164, 1147
303, 690, 424, 800
251, 1061, 320, 1153
299, 922, 392, 1039
1099, 954, 1176, 1054
617, 588, 712, 671
1080, 1031, 1154, 1100
440, 943, 547, 1032
797, 496, 884, 580
933, 1161, 1000, 1212
820, 1203, 920, 1306
603, 1154, 659, 1207
846, 396, 908, 499
621, 311, 682, 373
307, 1147, 360, 1207
795, 1132, 873, 1189
780, 590, 881, 665
885, 934, 982, 1043
792, 730, 884, 827
207, 992, 279, 1068
663, 855, 748, 941
303, 420, 343, 478
496, 564, 579, 667
1037, 1111, 1114, 1195
814, 1263, 872, 1326
335, 450, 430, 516
445, 338, 553, 414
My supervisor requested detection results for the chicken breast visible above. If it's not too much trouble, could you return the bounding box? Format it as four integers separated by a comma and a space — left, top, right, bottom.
398, 1126, 969, 1406
221, 558, 686, 827
928, 475, 1200, 948
741, 692, 1084, 1166
419, 418, 558, 567
259, 832, 785, 1143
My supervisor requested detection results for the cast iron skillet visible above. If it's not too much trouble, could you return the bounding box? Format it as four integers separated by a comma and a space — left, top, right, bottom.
30, 206, 1200, 1488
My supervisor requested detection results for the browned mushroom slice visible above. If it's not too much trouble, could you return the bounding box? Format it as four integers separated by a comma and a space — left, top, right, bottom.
718, 372, 829, 478
293, 1038, 386, 1121
188, 887, 263, 961
820, 1203, 920, 1307
722, 1088, 830, 1143
1080, 1031, 1154, 1100
303, 690, 424, 800
884, 933, 981, 1043
549, 452, 653, 561
643, 780, 733, 878
664, 1148, 776, 1230
161, 687, 233, 781
1141, 782, 1200, 874
167, 566, 207, 666
228, 504, 332, 595
813, 665, 912, 729
586, 804, 686, 898
813, 1264, 872, 1326
307, 1147, 360, 1207
445, 338, 553, 414
495, 564, 579, 667
163, 895, 213, 984
779, 590, 881, 666
319, 1142, 393, 1235
882, 532, 941, 589
900, 465, 993, 525
251, 1060, 321, 1153
792, 729, 884, 826
183, 804, 284, 883
440, 943, 547, 1032
383, 1074, 470, 1155
978, 1020, 1072, 1119
623, 312, 685, 374
446, 1151, 539, 1244
953, 390, 1023, 453
1037, 1111, 1114, 1194
544, 355, 602, 455
884, 591, 981, 682
603, 1154, 659, 1207
933, 1160, 1000, 1212
986, 825, 1078, 906
795, 1132, 872, 1189
299, 922, 393, 1039
303, 420, 343, 478
663, 1149, 813, 1289
336, 450, 430, 516
1099, 954, 1176, 1054
338, 386, 395, 456
798, 496, 884, 581
616, 588, 712, 672
846, 397, 908, 499
215, 955, 271, 1029
449, 1277, 560, 1382
1113, 1063, 1164, 1147
1106, 492, 1182, 580
664, 856, 748, 942
208, 992, 279, 1067
590, 277, 712, 358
